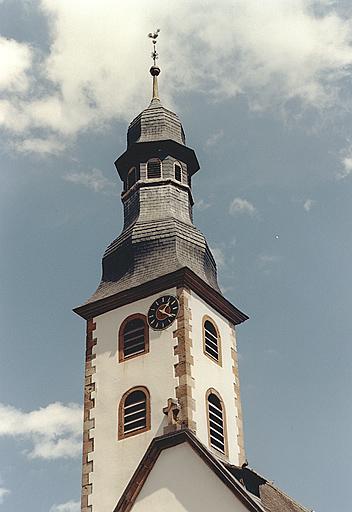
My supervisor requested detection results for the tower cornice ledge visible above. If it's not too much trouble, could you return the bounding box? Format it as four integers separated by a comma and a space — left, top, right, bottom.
73, 267, 248, 325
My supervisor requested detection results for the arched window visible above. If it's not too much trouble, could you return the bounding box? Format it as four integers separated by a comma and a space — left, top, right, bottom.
187, 174, 191, 188
147, 158, 161, 179
203, 316, 221, 365
118, 314, 149, 362
118, 386, 150, 439
127, 166, 139, 190
206, 390, 227, 455
174, 162, 182, 182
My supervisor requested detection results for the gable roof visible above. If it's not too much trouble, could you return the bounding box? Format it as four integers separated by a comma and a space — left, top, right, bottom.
114, 429, 266, 512
113, 429, 310, 512
226, 465, 312, 512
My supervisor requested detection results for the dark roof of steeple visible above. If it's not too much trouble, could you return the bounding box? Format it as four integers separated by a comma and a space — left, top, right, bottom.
74, 59, 246, 321
127, 97, 186, 147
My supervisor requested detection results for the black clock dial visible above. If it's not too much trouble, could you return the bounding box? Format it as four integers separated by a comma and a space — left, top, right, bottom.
147, 295, 179, 330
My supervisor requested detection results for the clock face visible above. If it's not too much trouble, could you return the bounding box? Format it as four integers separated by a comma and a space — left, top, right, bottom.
147, 295, 179, 330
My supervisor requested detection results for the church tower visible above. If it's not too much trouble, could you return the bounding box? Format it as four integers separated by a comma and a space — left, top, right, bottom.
74, 34, 248, 512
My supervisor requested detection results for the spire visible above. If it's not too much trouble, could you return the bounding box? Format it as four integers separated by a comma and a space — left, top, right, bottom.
148, 29, 161, 100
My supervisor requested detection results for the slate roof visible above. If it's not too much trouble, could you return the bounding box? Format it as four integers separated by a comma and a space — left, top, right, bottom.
113, 429, 312, 512
127, 98, 186, 147
226, 464, 312, 512
84, 215, 221, 305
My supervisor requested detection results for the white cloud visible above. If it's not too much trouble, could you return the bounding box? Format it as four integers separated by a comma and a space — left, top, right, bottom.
14, 137, 66, 155
257, 253, 280, 273
0, 37, 32, 92
1, 1, 352, 152
0, 487, 10, 505
0, 402, 82, 460
338, 153, 352, 179
258, 254, 279, 264
229, 197, 257, 216
205, 129, 224, 147
194, 198, 211, 211
303, 198, 316, 211
49, 501, 80, 512
64, 168, 116, 193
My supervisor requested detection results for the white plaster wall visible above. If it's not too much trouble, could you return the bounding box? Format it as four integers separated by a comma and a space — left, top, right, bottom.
132, 443, 250, 512
190, 291, 241, 465
89, 287, 178, 512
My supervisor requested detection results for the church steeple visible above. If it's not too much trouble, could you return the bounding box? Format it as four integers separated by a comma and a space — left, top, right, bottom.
75, 36, 247, 512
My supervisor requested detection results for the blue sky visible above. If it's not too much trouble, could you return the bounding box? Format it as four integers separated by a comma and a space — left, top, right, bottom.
1, 1, 352, 511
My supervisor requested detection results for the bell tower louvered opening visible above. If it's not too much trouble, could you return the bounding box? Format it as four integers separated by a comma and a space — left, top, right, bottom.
119, 314, 149, 362
119, 387, 151, 440
147, 158, 161, 179
204, 319, 219, 362
207, 392, 226, 454
174, 162, 182, 182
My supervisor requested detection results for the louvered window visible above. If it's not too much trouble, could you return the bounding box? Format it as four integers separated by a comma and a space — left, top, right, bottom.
204, 319, 219, 362
119, 315, 149, 362
118, 387, 151, 439
127, 167, 139, 190
208, 393, 225, 454
147, 158, 161, 179
123, 390, 147, 435
123, 318, 145, 358
174, 163, 182, 182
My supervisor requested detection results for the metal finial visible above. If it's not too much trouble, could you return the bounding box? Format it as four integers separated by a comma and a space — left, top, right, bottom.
148, 29, 161, 99
148, 29, 160, 65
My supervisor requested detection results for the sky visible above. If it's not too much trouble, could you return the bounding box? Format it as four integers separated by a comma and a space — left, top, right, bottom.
0, 0, 352, 511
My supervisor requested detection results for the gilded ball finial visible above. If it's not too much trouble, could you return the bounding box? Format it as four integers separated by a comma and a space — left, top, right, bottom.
150, 65, 161, 77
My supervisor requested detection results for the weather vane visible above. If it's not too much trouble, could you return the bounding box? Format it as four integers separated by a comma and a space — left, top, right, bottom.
147, 29, 161, 100
148, 29, 160, 66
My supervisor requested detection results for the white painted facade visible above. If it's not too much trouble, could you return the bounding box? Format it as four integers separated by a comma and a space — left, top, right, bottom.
89, 287, 178, 512
88, 286, 242, 510
190, 290, 241, 465
132, 443, 250, 512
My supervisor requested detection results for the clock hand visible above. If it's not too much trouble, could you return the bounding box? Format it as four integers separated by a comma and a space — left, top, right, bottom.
159, 300, 170, 312
163, 299, 171, 310
158, 304, 173, 317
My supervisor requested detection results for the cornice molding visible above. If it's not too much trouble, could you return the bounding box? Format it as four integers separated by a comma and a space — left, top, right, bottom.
73, 267, 248, 325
